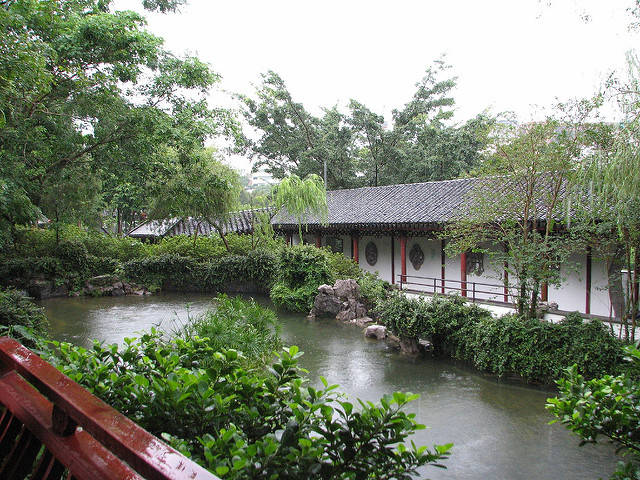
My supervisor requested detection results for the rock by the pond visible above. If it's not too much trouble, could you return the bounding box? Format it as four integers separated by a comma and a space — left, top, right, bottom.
313, 290, 343, 317
27, 280, 69, 300
334, 279, 360, 300
111, 287, 125, 297
399, 337, 421, 356
88, 275, 119, 287
352, 316, 374, 328
318, 284, 334, 295
386, 333, 401, 349
364, 324, 387, 340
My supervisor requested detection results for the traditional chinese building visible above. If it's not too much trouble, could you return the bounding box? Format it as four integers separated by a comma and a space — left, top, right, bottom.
272, 178, 613, 319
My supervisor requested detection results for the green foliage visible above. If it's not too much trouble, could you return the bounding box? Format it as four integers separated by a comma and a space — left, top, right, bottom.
54, 240, 89, 273
547, 343, 640, 479
0, 257, 63, 287
270, 245, 332, 312
0, 288, 48, 349
378, 294, 624, 384
123, 250, 278, 293
47, 332, 451, 479
150, 234, 253, 260
179, 295, 281, 365
357, 271, 390, 311
238, 62, 492, 189
326, 250, 361, 282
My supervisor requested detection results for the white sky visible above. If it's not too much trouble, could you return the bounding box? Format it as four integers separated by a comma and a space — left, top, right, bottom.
115, 0, 640, 172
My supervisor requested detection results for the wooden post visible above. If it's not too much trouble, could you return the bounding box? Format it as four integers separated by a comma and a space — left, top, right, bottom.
441, 239, 446, 294
503, 261, 509, 303
460, 252, 467, 297
400, 236, 407, 285
286, 234, 292, 247
391, 235, 395, 285
315, 234, 322, 248
352, 235, 359, 264
541, 282, 548, 302
586, 247, 592, 315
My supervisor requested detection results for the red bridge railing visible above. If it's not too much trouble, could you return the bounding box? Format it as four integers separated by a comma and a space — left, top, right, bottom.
0, 337, 219, 480
397, 274, 519, 305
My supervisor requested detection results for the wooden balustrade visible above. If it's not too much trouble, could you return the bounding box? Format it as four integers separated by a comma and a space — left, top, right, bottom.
0, 337, 218, 480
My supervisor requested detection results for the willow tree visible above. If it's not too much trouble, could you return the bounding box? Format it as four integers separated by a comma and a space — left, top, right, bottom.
573, 57, 640, 340
149, 150, 241, 252
249, 174, 328, 247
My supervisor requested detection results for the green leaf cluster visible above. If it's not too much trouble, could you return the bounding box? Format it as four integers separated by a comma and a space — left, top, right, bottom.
547, 343, 640, 479
378, 294, 625, 384
0, 287, 48, 349
46, 323, 451, 479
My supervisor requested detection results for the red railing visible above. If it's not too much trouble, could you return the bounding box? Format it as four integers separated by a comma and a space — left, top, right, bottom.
0, 337, 219, 480
397, 274, 519, 304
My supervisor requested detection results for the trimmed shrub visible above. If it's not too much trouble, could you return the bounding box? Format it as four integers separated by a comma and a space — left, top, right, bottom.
378, 293, 624, 384
0, 288, 48, 348
122, 250, 278, 293
54, 240, 89, 273
149, 233, 253, 260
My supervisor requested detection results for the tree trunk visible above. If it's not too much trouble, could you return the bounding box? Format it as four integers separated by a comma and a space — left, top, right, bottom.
117, 208, 122, 237
211, 221, 231, 253
529, 279, 540, 320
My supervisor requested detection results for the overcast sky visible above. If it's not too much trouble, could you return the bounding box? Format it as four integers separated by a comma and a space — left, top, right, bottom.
115, 0, 639, 171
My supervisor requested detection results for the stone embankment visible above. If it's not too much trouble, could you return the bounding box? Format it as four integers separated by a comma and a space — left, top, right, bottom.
27, 275, 150, 300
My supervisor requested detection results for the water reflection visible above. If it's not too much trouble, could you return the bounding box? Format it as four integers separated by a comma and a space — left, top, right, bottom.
41, 293, 619, 480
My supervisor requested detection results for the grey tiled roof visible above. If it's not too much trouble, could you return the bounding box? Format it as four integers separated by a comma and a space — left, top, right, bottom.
128, 209, 271, 238
272, 176, 571, 228
272, 178, 482, 227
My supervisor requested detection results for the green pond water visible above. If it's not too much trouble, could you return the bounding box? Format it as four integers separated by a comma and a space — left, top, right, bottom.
41, 293, 620, 480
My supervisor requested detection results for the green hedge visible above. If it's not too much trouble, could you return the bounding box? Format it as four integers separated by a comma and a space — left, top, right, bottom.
378, 294, 624, 384
122, 250, 278, 293
149, 233, 254, 260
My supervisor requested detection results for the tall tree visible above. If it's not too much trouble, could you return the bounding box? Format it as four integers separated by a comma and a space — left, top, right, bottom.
0, 0, 234, 245
149, 149, 241, 252
445, 119, 585, 318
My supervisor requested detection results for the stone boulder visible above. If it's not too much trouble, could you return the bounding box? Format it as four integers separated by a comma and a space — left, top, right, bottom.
88, 275, 119, 287
364, 324, 387, 340
352, 316, 374, 328
399, 337, 421, 356
334, 279, 360, 300
312, 284, 343, 317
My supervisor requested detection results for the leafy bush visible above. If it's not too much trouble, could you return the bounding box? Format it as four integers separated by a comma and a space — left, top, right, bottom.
149, 234, 253, 260
270, 244, 332, 312
357, 271, 390, 310
378, 294, 624, 384
547, 343, 640, 479
84, 231, 149, 261
54, 240, 89, 273
0, 256, 64, 286
122, 250, 278, 293
179, 295, 281, 365
0, 288, 48, 348
87, 255, 120, 276
47, 332, 451, 479
326, 249, 361, 281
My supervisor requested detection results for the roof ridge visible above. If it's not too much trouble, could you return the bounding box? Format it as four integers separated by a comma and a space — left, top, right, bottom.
327, 177, 477, 194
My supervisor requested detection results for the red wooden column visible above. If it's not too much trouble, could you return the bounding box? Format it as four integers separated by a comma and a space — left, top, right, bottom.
315, 234, 322, 248
460, 252, 468, 297
441, 239, 446, 294
352, 234, 359, 264
586, 247, 592, 314
399, 236, 407, 286
541, 282, 548, 302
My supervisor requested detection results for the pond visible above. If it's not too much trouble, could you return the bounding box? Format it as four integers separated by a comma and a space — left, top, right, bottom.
41, 293, 619, 480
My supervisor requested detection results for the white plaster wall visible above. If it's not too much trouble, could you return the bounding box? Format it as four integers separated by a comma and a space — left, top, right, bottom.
548, 253, 586, 313
591, 257, 613, 317
359, 235, 393, 283
404, 238, 442, 293
444, 251, 461, 295
466, 245, 506, 302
